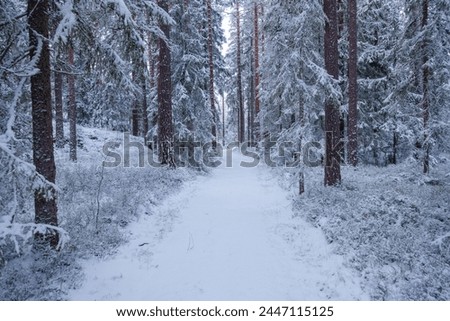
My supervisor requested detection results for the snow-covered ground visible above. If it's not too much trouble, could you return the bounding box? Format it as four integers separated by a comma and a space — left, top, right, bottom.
2, 125, 448, 301
279, 157, 450, 300
70, 151, 367, 300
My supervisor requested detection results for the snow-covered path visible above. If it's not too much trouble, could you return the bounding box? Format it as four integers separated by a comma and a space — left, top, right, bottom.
70, 152, 367, 300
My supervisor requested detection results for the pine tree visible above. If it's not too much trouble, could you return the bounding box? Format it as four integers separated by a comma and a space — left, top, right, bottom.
207, 0, 217, 147
261, 1, 323, 150
236, 0, 245, 143
347, 0, 358, 166
28, 0, 59, 248
171, 0, 211, 148
324, 0, 342, 186
393, 0, 450, 171
68, 41, 77, 162
54, 64, 65, 149
51, 2, 65, 149
358, 0, 401, 166
253, 1, 260, 140
157, 0, 175, 166
421, 0, 430, 174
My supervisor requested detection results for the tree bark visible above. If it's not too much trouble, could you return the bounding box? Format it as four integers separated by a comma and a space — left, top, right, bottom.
347, 0, 358, 166
299, 95, 305, 195
28, 0, 59, 249
252, 1, 260, 140
236, 0, 245, 143
54, 65, 64, 148
68, 42, 77, 162
422, 0, 430, 174
131, 69, 140, 137
207, 0, 217, 148
142, 79, 149, 143
148, 33, 158, 129
157, 0, 175, 166
324, 0, 342, 186
222, 93, 225, 145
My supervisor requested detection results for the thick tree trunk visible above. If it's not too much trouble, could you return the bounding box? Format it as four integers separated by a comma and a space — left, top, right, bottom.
347, 0, 358, 166
157, 0, 175, 166
324, 0, 341, 186
422, 0, 430, 174
207, 0, 217, 148
236, 0, 245, 143
337, 0, 346, 164
54, 66, 64, 148
28, 0, 59, 248
68, 43, 77, 162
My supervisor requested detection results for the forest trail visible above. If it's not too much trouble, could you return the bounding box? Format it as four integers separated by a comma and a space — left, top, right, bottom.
70, 151, 367, 300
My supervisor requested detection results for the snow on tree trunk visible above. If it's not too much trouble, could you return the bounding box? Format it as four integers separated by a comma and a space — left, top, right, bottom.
54, 67, 64, 148
157, 0, 175, 167
142, 79, 149, 144
422, 0, 430, 174
68, 42, 77, 162
207, 0, 217, 148
324, 0, 342, 186
347, 0, 358, 166
253, 1, 260, 141
236, 0, 245, 144
148, 33, 157, 129
28, 0, 59, 249
132, 69, 140, 137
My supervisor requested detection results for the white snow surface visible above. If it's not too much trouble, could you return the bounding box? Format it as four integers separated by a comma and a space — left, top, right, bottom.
70, 151, 367, 301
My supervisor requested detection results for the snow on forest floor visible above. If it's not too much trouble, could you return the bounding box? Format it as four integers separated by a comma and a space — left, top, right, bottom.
275, 156, 450, 300
3, 124, 448, 301
70, 151, 367, 301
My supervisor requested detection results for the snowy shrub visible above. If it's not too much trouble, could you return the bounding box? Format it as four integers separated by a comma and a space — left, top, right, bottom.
0, 127, 198, 300
275, 160, 450, 300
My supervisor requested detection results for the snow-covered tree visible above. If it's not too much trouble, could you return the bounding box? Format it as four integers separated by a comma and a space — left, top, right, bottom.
260, 0, 327, 177
357, 0, 402, 166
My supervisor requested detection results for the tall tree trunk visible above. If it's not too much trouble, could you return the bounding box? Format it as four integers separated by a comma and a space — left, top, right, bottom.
51, 2, 64, 149
148, 33, 158, 129
68, 42, 77, 162
236, 0, 245, 143
299, 95, 305, 195
253, 1, 260, 141
337, 0, 346, 164
260, 4, 265, 57
28, 0, 59, 248
157, 0, 175, 166
248, 58, 255, 142
142, 79, 149, 143
132, 103, 140, 136
324, 0, 341, 186
347, 0, 358, 166
222, 93, 225, 145
422, 0, 430, 174
54, 64, 64, 148
132, 70, 140, 137
207, 0, 217, 148
392, 130, 398, 165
